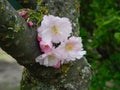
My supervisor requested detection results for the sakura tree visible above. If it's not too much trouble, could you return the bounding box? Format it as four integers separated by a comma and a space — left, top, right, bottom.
0, 0, 92, 89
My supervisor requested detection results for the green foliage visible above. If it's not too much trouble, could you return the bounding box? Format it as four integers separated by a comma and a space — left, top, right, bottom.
80, 0, 120, 90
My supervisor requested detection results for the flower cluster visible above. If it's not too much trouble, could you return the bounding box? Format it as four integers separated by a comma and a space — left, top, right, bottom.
35, 15, 86, 68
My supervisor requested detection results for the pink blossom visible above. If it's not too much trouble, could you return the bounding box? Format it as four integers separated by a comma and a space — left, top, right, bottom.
35, 52, 61, 67
55, 36, 86, 61
37, 15, 72, 43
36, 15, 86, 68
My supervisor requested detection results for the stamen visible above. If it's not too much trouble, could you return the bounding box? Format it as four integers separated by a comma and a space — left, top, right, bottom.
48, 54, 55, 60
52, 26, 59, 35
65, 43, 73, 51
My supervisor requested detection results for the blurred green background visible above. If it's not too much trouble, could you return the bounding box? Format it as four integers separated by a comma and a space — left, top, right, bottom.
1, 0, 120, 90
80, 0, 120, 90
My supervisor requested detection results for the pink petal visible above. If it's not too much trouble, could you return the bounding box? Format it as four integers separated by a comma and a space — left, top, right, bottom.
40, 41, 52, 53
54, 60, 61, 69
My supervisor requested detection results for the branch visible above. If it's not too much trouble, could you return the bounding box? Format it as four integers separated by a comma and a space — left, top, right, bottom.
0, 0, 41, 65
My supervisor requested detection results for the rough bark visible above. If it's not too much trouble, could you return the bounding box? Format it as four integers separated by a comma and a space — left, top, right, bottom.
0, 0, 92, 90
0, 0, 41, 65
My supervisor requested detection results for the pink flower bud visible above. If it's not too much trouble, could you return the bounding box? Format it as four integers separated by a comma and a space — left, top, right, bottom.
19, 11, 27, 17
40, 41, 52, 53
37, 36, 42, 42
28, 21, 34, 27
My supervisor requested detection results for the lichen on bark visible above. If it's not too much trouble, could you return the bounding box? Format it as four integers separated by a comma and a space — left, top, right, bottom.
0, 0, 92, 90
21, 57, 91, 90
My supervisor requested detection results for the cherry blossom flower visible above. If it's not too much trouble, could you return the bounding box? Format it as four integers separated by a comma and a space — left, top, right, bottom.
55, 36, 86, 61
35, 51, 61, 68
36, 15, 86, 68
37, 15, 72, 43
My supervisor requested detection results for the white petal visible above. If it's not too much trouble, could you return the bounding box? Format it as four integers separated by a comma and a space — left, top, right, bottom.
43, 58, 49, 66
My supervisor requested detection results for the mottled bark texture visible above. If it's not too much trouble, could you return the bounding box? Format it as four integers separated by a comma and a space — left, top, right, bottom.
0, 0, 92, 90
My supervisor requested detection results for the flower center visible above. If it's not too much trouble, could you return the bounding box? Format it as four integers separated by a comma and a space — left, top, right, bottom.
48, 54, 55, 60
44, 45, 50, 49
52, 26, 59, 35
65, 43, 73, 51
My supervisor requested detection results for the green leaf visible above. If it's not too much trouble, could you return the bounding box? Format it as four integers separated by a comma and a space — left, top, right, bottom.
114, 32, 120, 42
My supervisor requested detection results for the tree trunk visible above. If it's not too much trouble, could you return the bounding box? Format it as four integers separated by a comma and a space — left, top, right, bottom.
0, 0, 92, 90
